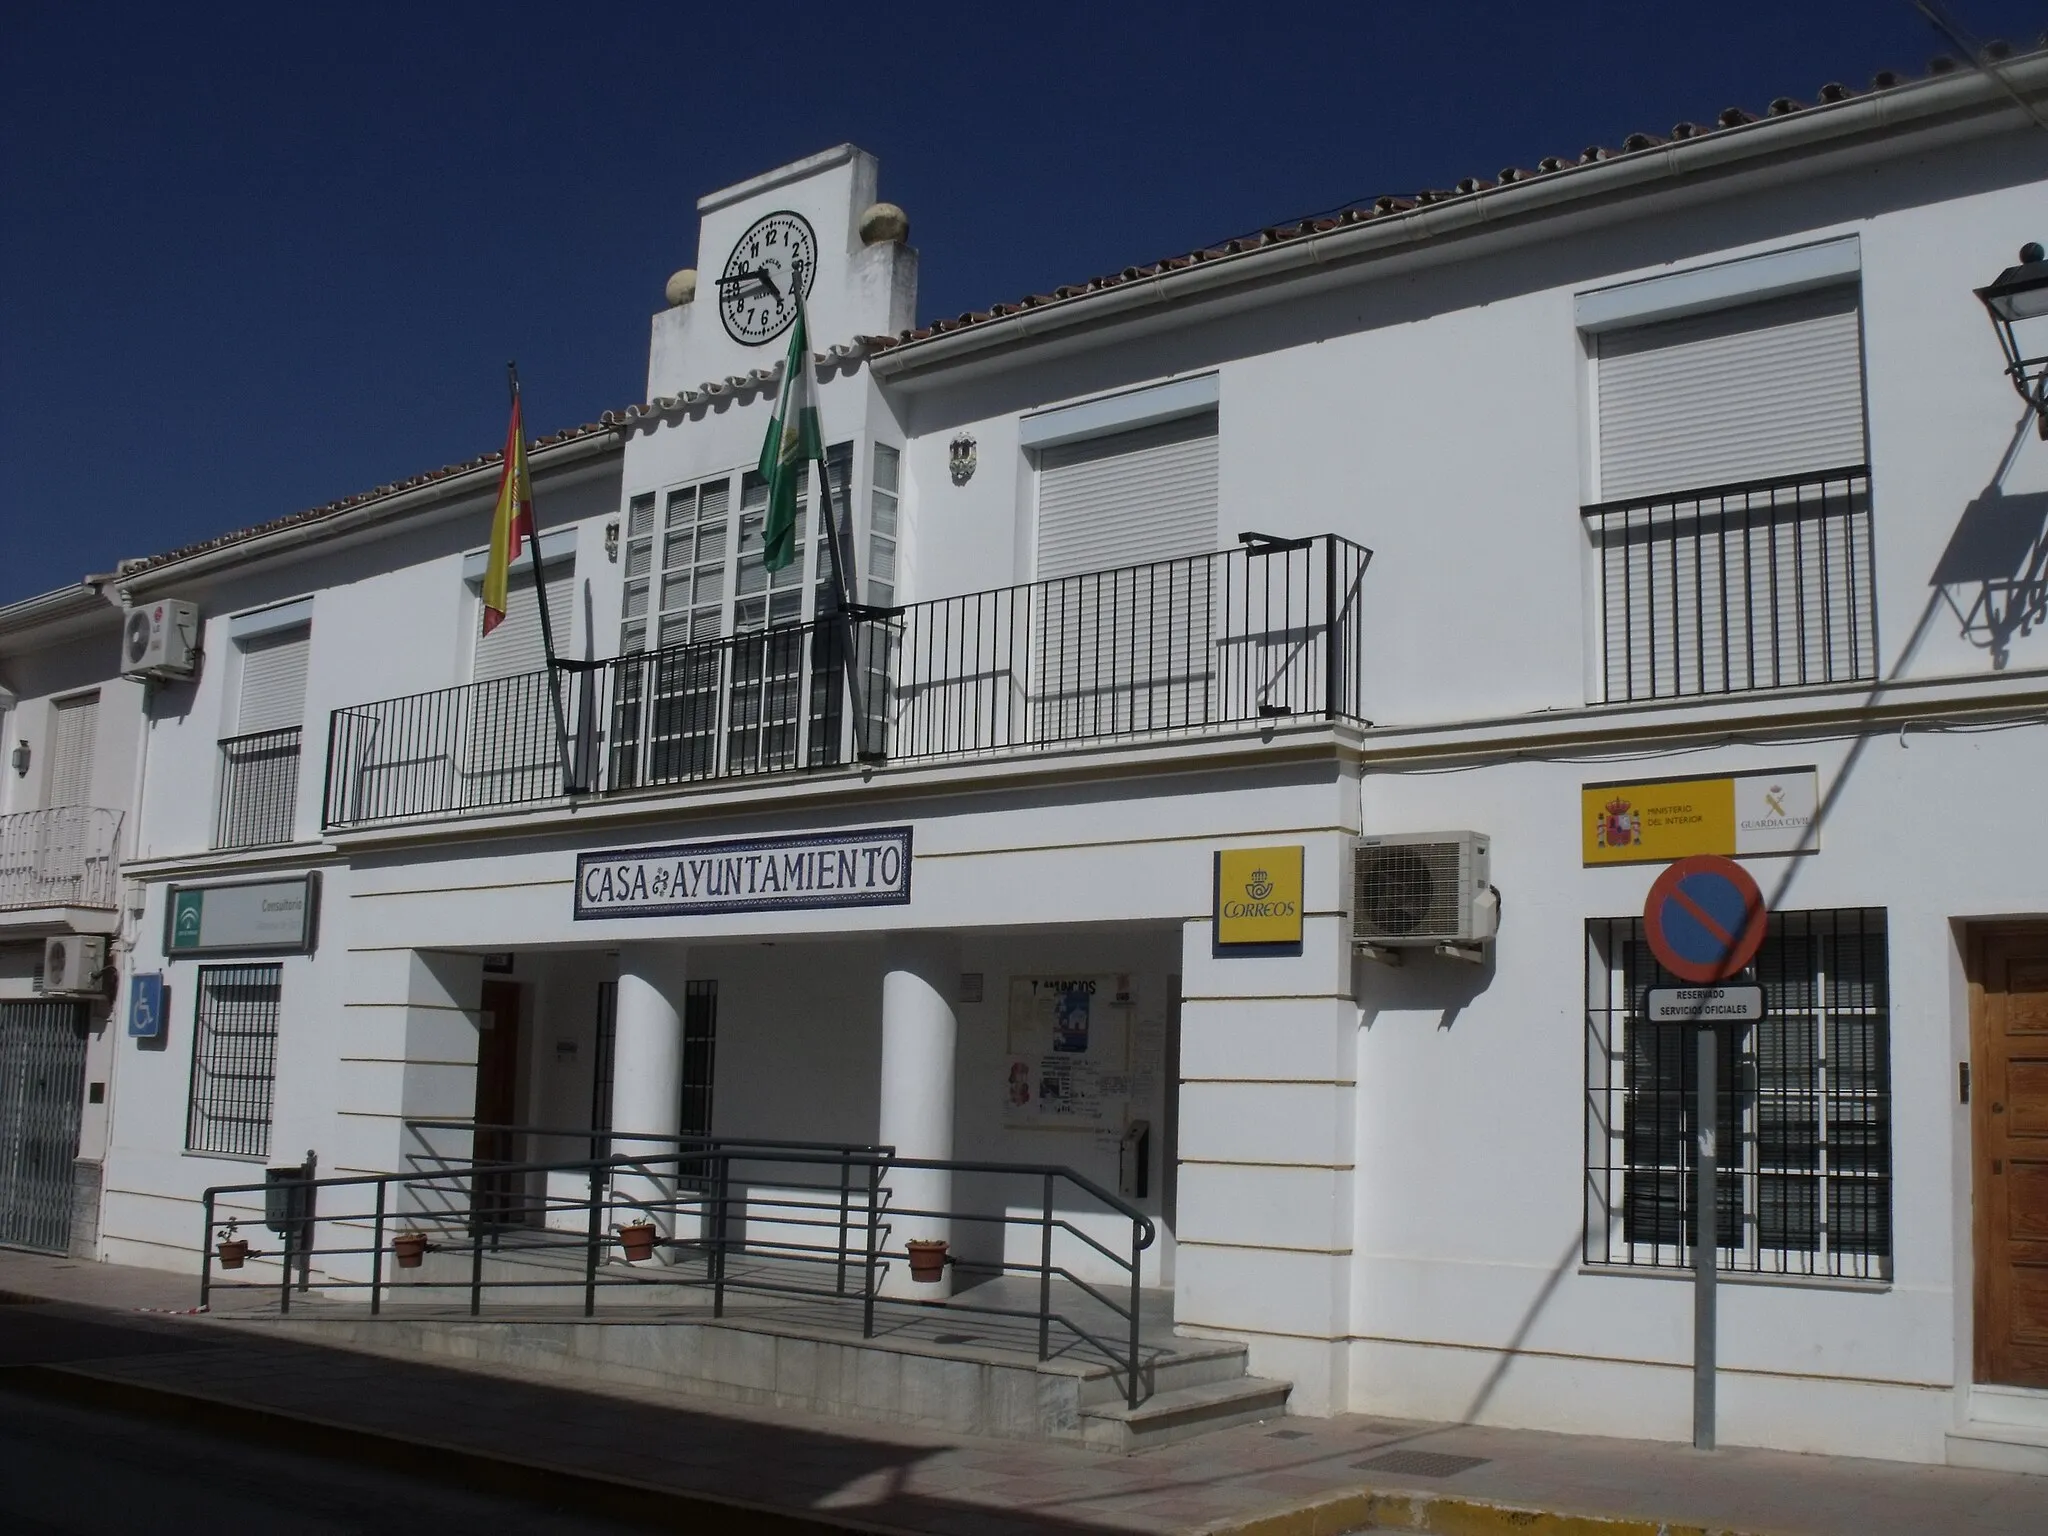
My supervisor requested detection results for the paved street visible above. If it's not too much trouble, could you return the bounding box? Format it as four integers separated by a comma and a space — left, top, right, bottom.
5, 1250, 2048, 1535
0, 1382, 649, 1536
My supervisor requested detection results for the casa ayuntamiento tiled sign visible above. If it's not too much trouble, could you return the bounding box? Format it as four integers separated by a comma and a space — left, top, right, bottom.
574, 826, 913, 919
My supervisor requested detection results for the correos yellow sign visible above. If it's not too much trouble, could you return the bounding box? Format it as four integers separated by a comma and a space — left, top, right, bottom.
1214, 845, 1305, 948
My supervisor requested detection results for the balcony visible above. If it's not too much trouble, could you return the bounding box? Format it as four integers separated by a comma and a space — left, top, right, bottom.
322, 535, 1372, 831
215, 727, 303, 849
1584, 466, 1875, 703
0, 806, 123, 913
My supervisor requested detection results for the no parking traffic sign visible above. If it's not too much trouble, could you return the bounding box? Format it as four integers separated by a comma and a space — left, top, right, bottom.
1643, 855, 1767, 984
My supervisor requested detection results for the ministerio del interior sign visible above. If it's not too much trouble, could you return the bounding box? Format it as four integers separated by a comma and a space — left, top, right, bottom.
574, 826, 913, 919
1582, 768, 1819, 867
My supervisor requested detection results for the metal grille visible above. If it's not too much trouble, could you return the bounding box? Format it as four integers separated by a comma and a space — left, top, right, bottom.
186, 965, 282, 1158
1354, 841, 1463, 940
0, 1000, 89, 1252
1584, 466, 1875, 703
214, 728, 302, 849
1585, 910, 1891, 1279
681, 980, 717, 1139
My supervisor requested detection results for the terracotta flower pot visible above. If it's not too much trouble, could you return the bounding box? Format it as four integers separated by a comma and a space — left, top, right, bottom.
906, 1239, 950, 1283
216, 1239, 249, 1271
617, 1221, 658, 1262
391, 1232, 428, 1269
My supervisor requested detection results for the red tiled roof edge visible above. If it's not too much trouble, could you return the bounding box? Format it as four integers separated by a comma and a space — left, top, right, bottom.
859, 45, 2048, 358
117, 420, 617, 582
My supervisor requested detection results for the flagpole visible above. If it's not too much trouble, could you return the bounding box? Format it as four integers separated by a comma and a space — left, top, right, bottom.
507, 362, 582, 793
812, 451, 882, 763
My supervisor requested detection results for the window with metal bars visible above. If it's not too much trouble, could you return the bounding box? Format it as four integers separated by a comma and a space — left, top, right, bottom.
1584, 910, 1891, 1280
589, 978, 715, 1141
185, 964, 283, 1158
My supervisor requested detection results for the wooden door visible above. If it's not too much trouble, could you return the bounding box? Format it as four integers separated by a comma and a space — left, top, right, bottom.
473, 982, 522, 1229
1975, 930, 2048, 1387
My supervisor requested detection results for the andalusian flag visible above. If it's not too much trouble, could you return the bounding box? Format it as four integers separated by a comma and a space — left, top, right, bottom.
757, 295, 823, 573
481, 392, 537, 635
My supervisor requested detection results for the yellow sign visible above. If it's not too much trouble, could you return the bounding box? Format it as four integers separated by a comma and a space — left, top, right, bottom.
1583, 768, 1819, 866
1214, 845, 1304, 947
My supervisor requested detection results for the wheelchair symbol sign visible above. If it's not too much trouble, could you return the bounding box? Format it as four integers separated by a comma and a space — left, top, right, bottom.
128, 971, 165, 1039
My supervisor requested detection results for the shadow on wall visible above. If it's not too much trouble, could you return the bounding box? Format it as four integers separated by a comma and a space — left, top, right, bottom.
1353, 947, 1496, 1032
1931, 406, 2048, 670
1932, 484, 2048, 668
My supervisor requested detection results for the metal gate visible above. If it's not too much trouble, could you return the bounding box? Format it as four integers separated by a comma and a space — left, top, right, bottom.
0, 1000, 89, 1252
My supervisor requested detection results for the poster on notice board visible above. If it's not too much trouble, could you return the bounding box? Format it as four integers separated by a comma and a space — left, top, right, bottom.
1004, 974, 1133, 1129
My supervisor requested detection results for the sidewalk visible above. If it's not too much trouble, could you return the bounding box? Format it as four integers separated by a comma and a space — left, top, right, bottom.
2, 1249, 2041, 1535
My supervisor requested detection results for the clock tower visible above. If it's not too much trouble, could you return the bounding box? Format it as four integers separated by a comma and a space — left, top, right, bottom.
647, 144, 917, 399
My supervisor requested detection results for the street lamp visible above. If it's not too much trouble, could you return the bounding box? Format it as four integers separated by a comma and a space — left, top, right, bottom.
1976, 242, 2048, 438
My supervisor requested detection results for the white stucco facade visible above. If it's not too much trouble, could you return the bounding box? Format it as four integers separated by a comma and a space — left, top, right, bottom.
9, 62, 2048, 1467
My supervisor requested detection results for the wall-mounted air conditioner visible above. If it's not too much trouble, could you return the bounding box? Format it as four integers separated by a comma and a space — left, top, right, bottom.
121, 600, 200, 681
1352, 831, 1497, 963
42, 934, 108, 996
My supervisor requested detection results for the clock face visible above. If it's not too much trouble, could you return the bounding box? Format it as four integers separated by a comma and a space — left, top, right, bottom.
717, 211, 818, 345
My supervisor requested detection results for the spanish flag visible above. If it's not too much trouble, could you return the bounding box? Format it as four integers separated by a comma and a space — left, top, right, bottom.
481, 393, 536, 635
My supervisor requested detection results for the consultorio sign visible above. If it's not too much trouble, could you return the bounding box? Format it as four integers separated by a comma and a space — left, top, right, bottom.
575, 826, 912, 920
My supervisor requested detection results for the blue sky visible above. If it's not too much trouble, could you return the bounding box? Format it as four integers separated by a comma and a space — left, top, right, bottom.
3, 1, 2042, 602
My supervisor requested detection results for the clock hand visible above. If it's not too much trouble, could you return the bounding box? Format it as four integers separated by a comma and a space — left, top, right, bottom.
716, 266, 778, 293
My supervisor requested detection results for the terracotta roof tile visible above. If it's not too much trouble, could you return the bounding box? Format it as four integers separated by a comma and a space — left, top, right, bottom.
119, 421, 614, 579
864, 46, 2046, 358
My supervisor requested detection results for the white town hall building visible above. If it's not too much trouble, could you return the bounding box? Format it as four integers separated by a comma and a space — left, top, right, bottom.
4, 48, 2048, 1469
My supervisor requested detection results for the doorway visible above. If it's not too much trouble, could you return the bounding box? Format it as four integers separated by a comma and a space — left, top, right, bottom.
0, 1000, 89, 1253
473, 980, 523, 1229
1973, 928, 2048, 1388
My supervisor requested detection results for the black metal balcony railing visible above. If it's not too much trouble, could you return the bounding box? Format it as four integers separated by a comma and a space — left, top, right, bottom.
323, 535, 1372, 831
215, 727, 302, 850
1583, 466, 1875, 704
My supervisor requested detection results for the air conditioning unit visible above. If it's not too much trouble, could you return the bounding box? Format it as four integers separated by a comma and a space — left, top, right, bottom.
42, 934, 108, 996
121, 599, 200, 680
1352, 831, 1498, 962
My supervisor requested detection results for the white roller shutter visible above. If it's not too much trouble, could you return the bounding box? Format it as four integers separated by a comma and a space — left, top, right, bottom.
1035, 413, 1219, 579
1596, 286, 1866, 501
1033, 415, 1219, 736
474, 563, 576, 682
236, 626, 310, 735
46, 693, 99, 807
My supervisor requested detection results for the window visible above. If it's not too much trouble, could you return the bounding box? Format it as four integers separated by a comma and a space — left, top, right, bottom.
186, 964, 283, 1158
474, 560, 574, 681
613, 449, 854, 784
46, 692, 99, 809
1034, 414, 1220, 736
1585, 909, 1891, 1280
680, 980, 717, 1140
588, 978, 715, 1142
868, 444, 900, 608
1585, 286, 1875, 702
218, 624, 308, 849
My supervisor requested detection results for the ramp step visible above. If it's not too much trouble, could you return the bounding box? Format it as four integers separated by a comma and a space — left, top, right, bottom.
1081, 1375, 1291, 1453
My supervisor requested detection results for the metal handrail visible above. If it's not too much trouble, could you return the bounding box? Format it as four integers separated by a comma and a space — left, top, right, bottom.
200, 1139, 1159, 1406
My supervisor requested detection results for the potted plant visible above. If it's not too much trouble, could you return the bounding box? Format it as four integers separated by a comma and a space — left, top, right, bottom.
391, 1230, 429, 1269
617, 1220, 658, 1262
906, 1239, 949, 1283
215, 1218, 249, 1271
